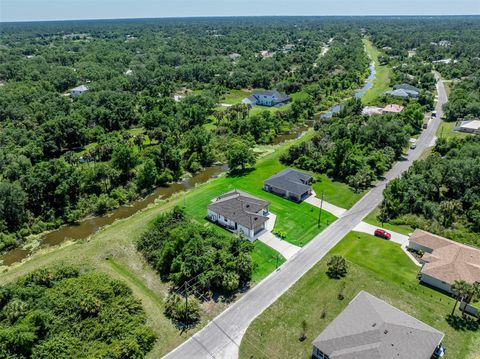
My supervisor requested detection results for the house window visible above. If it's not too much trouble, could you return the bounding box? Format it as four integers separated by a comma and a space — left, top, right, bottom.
314, 348, 330, 359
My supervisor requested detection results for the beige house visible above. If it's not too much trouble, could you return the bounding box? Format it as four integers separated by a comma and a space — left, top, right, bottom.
409, 229, 480, 293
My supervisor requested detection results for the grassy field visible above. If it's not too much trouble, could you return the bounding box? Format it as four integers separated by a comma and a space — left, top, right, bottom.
361, 38, 392, 105
220, 89, 252, 104
312, 175, 365, 209
437, 120, 470, 140
240, 231, 480, 359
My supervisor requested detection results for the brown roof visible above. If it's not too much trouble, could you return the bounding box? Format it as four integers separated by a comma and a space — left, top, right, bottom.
410, 229, 480, 285
208, 190, 269, 230
383, 104, 404, 113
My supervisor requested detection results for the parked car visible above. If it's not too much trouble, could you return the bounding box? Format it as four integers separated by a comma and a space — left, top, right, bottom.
423, 123, 428, 129
410, 143, 417, 150
374, 229, 391, 240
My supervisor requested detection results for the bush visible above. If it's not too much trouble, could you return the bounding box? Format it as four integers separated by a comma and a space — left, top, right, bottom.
164, 292, 200, 326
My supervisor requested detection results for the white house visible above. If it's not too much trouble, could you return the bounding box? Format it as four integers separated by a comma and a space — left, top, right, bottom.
409, 229, 480, 294
242, 90, 290, 107
454, 120, 480, 134
207, 190, 270, 240
70, 85, 89, 97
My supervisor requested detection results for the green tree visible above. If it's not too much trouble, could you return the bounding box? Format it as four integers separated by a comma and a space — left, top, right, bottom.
451, 280, 471, 316
111, 144, 138, 180
136, 158, 158, 191
226, 139, 256, 172
326, 255, 349, 279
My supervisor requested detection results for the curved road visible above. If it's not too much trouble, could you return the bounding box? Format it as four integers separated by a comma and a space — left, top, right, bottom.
163, 74, 447, 359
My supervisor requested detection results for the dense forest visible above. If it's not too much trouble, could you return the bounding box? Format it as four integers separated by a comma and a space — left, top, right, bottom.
0, 18, 370, 252
443, 75, 480, 121
381, 136, 480, 247
367, 17, 480, 79
137, 207, 254, 294
281, 100, 425, 191
0, 266, 156, 358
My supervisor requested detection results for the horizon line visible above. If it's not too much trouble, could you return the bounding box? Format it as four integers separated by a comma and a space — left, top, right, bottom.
2, 14, 480, 24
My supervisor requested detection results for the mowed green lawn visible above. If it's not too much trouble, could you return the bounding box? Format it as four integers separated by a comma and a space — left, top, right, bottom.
362, 38, 392, 105
183, 139, 337, 247
312, 175, 365, 209
240, 232, 480, 359
363, 206, 414, 235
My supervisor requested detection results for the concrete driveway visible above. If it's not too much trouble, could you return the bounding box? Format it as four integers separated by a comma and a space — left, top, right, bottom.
353, 221, 409, 245
255, 213, 300, 260
305, 192, 347, 217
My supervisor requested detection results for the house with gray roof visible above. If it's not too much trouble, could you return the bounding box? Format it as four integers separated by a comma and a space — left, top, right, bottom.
207, 190, 270, 240
263, 168, 313, 202
312, 291, 445, 359
393, 83, 420, 93
242, 90, 290, 107
70, 85, 89, 97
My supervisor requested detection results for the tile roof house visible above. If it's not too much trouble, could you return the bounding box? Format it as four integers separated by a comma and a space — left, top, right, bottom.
70, 85, 89, 97
242, 90, 290, 107
263, 168, 313, 202
312, 291, 445, 359
207, 190, 270, 240
382, 104, 404, 114
409, 229, 480, 293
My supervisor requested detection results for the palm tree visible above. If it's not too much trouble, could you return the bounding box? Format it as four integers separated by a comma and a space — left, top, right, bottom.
451, 280, 472, 316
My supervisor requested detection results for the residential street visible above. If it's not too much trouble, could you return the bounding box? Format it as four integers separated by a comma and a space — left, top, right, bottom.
163, 74, 447, 359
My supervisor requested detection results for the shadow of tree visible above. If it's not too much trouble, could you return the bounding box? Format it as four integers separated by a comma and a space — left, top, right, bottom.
226, 167, 255, 178
446, 314, 479, 332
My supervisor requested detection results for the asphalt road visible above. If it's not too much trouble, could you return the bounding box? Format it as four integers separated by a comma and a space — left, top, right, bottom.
163, 74, 447, 359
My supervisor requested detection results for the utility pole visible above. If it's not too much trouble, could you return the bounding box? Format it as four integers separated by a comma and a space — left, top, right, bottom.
318, 191, 324, 228
183, 192, 186, 208
184, 282, 188, 323
275, 254, 279, 269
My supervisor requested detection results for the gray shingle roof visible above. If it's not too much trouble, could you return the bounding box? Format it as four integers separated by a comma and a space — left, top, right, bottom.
252, 90, 290, 103
71, 85, 88, 92
393, 83, 420, 93
312, 291, 444, 359
208, 190, 269, 230
264, 168, 312, 196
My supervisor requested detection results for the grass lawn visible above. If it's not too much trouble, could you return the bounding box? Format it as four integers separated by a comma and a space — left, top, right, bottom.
240, 231, 480, 359
363, 206, 414, 235
437, 120, 470, 140
220, 89, 252, 104
251, 242, 285, 282
312, 174, 365, 209
361, 38, 392, 105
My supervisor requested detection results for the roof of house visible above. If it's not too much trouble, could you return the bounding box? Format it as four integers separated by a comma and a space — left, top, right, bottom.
264, 168, 312, 196
208, 190, 270, 230
458, 120, 480, 131
362, 106, 384, 116
383, 104, 404, 113
393, 83, 420, 92
409, 229, 480, 285
252, 90, 290, 103
312, 291, 444, 359
71, 85, 88, 92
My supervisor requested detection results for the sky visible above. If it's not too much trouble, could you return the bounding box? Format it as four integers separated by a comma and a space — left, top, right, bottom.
1, 0, 479, 22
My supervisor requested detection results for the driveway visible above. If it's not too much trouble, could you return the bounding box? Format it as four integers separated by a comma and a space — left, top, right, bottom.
353, 221, 409, 245
255, 213, 301, 260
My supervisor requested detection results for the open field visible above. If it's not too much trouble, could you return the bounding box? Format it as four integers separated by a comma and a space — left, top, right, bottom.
240, 231, 480, 359
437, 120, 470, 140
220, 89, 252, 104
361, 38, 392, 104
312, 175, 365, 209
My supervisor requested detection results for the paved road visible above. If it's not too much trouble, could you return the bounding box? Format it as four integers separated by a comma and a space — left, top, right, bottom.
163, 74, 447, 359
